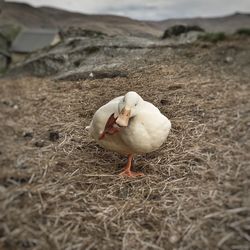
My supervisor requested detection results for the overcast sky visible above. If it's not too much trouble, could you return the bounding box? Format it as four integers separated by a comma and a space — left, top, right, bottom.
6, 0, 250, 20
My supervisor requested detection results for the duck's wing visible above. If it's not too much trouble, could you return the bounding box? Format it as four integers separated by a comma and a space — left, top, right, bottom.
89, 96, 124, 140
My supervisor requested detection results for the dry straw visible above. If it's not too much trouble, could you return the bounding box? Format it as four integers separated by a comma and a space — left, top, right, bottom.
0, 40, 250, 250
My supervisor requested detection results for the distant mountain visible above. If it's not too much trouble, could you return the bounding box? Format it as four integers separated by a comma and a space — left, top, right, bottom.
0, 2, 161, 37
149, 12, 250, 34
0, 2, 250, 37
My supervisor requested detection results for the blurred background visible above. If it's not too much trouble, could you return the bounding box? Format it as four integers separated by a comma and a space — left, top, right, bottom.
0, 0, 250, 76
5, 0, 250, 20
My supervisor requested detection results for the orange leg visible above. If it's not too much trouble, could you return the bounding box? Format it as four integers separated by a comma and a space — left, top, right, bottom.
119, 154, 144, 177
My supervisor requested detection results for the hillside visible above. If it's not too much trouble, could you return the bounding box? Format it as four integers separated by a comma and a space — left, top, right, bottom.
1, 2, 250, 36
149, 12, 250, 34
0, 2, 160, 37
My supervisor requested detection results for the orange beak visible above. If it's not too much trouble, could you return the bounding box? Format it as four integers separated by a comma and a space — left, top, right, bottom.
116, 107, 131, 127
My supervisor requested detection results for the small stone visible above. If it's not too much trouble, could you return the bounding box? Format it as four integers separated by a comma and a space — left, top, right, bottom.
160, 99, 169, 105
2, 100, 15, 107
169, 233, 180, 244
49, 131, 59, 141
34, 140, 45, 147
23, 130, 33, 139
0, 185, 6, 193
224, 56, 233, 63
16, 157, 28, 169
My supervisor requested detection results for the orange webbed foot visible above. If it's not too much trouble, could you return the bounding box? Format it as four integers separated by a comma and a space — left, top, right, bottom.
119, 170, 144, 177
118, 154, 144, 177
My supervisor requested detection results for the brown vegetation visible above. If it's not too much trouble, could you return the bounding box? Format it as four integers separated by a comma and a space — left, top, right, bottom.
0, 39, 250, 250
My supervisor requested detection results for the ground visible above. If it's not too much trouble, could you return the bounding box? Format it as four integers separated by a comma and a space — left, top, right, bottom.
0, 38, 250, 250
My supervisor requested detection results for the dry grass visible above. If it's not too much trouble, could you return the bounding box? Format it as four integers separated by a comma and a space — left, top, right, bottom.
0, 40, 250, 250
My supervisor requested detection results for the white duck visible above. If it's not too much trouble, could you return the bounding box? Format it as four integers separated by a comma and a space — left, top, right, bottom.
87, 91, 171, 177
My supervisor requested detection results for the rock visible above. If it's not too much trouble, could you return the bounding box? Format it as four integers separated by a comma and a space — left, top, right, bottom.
0, 24, 20, 74
7, 35, 155, 78
169, 233, 180, 244
160, 99, 170, 105
0, 32, 9, 51
34, 140, 45, 148
0, 24, 21, 43
0, 185, 7, 193
16, 156, 28, 169
224, 56, 233, 63
22, 129, 33, 139
2, 99, 15, 107
162, 25, 204, 39
49, 131, 59, 141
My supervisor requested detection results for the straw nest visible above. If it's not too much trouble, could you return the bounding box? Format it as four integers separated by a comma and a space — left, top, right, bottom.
0, 40, 249, 250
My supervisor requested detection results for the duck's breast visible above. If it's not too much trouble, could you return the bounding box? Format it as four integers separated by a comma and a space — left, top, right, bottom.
121, 108, 171, 153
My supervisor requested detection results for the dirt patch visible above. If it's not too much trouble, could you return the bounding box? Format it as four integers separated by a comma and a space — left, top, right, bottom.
0, 40, 250, 250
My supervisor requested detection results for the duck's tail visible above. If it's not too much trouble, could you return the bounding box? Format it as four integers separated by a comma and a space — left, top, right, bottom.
85, 120, 93, 131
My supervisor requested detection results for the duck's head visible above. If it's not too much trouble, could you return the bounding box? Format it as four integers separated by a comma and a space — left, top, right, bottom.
116, 91, 143, 127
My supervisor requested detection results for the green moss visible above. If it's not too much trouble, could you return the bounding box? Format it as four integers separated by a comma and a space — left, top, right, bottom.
198, 32, 227, 43
235, 28, 250, 36
0, 67, 7, 76
162, 24, 204, 39
0, 24, 21, 42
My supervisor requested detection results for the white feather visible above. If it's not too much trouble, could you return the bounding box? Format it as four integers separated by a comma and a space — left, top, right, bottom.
88, 92, 171, 155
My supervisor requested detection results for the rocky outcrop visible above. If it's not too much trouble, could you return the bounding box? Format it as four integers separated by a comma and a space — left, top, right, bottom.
162, 25, 204, 39
8, 32, 162, 79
